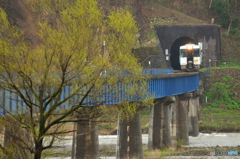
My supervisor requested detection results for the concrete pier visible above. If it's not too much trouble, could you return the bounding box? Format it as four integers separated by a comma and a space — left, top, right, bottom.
198, 78, 204, 106
116, 112, 143, 159
148, 96, 176, 150
72, 117, 99, 159
129, 113, 143, 159
116, 114, 128, 159
148, 105, 154, 151
198, 78, 204, 119
163, 103, 172, 147
170, 97, 177, 146
196, 96, 200, 123
177, 93, 192, 145
188, 91, 201, 137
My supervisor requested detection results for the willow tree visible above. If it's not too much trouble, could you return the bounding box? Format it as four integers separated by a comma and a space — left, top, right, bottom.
0, 0, 151, 158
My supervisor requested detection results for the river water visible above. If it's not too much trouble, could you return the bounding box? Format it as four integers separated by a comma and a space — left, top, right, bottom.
42, 133, 240, 149
98, 133, 240, 147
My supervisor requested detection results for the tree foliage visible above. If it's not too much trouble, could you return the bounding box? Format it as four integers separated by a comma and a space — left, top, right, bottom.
211, 0, 240, 36
0, 0, 152, 158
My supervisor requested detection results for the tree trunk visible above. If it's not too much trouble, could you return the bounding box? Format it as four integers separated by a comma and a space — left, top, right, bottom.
34, 141, 43, 159
209, 0, 213, 9
227, 19, 232, 36
34, 149, 42, 159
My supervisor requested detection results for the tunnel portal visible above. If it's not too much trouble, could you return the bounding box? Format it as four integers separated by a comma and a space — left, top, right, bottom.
170, 37, 195, 70
154, 25, 221, 69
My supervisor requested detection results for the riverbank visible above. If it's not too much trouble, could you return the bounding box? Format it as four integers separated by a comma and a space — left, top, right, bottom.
40, 133, 240, 158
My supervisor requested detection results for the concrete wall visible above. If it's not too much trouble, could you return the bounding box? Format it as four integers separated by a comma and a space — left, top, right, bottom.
132, 46, 167, 68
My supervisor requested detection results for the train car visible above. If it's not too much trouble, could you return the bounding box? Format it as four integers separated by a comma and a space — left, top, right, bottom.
179, 43, 201, 72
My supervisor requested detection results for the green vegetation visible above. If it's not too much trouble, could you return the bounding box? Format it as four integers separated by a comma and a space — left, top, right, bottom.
204, 81, 239, 110
204, 73, 239, 110
200, 107, 240, 132
42, 150, 71, 158
218, 59, 240, 68
211, 0, 240, 37
200, 66, 240, 132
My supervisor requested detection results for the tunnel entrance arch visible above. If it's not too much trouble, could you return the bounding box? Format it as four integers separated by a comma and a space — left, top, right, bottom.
170, 37, 195, 70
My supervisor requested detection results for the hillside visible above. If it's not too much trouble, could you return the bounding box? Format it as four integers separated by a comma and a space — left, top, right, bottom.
1, 0, 239, 63
99, 0, 240, 63
99, 0, 210, 46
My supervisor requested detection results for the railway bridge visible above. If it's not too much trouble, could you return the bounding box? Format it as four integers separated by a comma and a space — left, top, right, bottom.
0, 68, 209, 159
114, 69, 205, 159
70, 68, 207, 159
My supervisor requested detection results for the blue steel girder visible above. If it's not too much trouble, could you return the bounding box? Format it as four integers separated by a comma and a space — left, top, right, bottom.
0, 69, 199, 114
148, 73, 199, 99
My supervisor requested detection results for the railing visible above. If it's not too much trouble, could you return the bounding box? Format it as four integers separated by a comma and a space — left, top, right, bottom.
199, 67, 211, 78
0, 68, 173, 82
142, 68, 173, 75
100, 68, 173, 77
140, 55, 166, 68
0, 68, 198, 115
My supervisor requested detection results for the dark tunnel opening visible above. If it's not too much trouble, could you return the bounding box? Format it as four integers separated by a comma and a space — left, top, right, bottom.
170, 37, 195, 70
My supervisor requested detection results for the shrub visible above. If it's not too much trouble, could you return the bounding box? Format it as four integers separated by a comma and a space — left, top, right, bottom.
212, 100, 220, 107
215, 109, 222, 114
208, 106, 213, 111
209, 82, 229, 101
